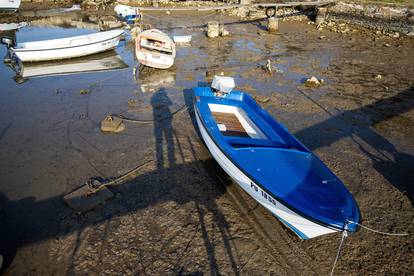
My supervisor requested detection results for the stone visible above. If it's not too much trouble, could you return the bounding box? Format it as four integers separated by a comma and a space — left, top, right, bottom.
267, 17, 278, 32
254, 95, 270, 103
240, 0, 251, 4
80, 89, 90, 94
315, 7, 327, 24
305, 76, 322, 88
374, 74, 382, 80
207, 21, 219, 38
101, 116, 126, 133
131, 26, 141, 38
219, 24, 229, 36
63, 183, 114, 213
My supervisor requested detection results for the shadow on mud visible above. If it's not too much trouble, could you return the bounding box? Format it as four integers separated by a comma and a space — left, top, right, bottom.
295, 86, 414, 205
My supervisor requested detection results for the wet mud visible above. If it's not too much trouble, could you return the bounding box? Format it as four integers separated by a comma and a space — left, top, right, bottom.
0, 9, 413, 275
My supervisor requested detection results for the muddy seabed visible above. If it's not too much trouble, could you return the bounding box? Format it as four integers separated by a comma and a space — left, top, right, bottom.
0, 10, 413, 275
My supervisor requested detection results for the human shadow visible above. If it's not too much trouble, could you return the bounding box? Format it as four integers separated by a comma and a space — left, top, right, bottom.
0, 88, 242, 275
151, 88, 176, 169
294, 87, 414, 204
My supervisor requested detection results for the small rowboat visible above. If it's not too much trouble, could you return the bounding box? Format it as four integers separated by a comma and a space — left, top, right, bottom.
135, 29, 176, 69
0, 0, 21, 11
9, 29, 124, 62
194, 76, 361, 239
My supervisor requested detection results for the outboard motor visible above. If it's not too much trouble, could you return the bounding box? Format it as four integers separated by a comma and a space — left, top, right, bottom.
1, 36, 16, 48
1, 36, 16, 64
211, 75, 235, 97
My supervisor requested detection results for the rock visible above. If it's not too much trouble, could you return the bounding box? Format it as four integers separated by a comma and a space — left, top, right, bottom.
267, 17, 278, 32
319, 36, 326, 39
219, 24, 229, 36
166, 11, 170, 15
384, 43, 391, 47
99, 15, 123, 30
254, 95, 271, 103
392, 32, 400, 38
265, 59, 272, 72
100, 116, 125, 133
304, 76, 322, 88
207, 21, 219, 38
374, 74, 382, 80
131, 26, 141, 38
80, 89, 90, 95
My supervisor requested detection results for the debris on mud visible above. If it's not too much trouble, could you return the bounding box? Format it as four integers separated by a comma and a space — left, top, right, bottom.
80, 89, 90, 95
304, 76, 324, 88
100, 115, 126, 133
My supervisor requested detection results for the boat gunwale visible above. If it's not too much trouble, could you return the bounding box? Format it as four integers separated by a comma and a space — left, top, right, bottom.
194, 90, 361, 232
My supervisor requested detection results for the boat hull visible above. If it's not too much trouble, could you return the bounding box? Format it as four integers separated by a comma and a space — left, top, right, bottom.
0, 0, 21, 10
136, 51, 174, 69
12, 30, 123, 62
194, 108, 338, 239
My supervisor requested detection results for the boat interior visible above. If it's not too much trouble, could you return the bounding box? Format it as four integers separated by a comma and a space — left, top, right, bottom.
206, 101, 306, 152
140, 38, 173, 55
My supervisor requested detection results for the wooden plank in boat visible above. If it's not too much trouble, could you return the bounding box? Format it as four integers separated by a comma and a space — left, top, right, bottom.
211, 112, 249, 137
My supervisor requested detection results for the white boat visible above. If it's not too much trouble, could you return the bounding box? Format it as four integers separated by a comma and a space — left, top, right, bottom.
0, 22, 27, 31
0, 0, 21, 11
173, 35, 192, 44
10, 29, 124, 62
114, 4, 140, 22
14, 51, 128, 80
135, 29, 176, 69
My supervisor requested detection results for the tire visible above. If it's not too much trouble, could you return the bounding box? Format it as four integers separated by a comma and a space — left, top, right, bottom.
265, 7, 276, 18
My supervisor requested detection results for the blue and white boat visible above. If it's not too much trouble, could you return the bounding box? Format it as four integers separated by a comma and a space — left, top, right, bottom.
114, 4, 140, 24
193, 76, 361, 239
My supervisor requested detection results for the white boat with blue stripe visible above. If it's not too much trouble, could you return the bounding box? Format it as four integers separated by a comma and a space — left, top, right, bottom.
7, 29, 123, 62
193, 76, 361, 239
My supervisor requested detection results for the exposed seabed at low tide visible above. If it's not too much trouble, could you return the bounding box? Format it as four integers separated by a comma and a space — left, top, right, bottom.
0, 8, 413, 275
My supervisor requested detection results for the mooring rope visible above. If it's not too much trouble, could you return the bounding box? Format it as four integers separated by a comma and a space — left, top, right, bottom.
329, 220, 409, 275
348, 220, 409, 236
329, 230, 348, 276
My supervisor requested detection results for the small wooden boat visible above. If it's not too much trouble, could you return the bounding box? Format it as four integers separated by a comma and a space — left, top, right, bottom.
135, 29, 176, 69
9, 29, 124, 62
0, 0, 21, 11
194, 76, 361, 239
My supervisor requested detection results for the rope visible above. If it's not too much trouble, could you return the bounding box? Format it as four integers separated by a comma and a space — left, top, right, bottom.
110, 104, 188, 124
348, 220, 409, 236
330, 230, 348, 276
87, 158, 154, 194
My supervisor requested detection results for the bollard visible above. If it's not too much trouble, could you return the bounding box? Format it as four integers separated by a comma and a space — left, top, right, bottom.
207, 21, 220, 38
267, 17, 278, 32
315, 7, 327, 24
